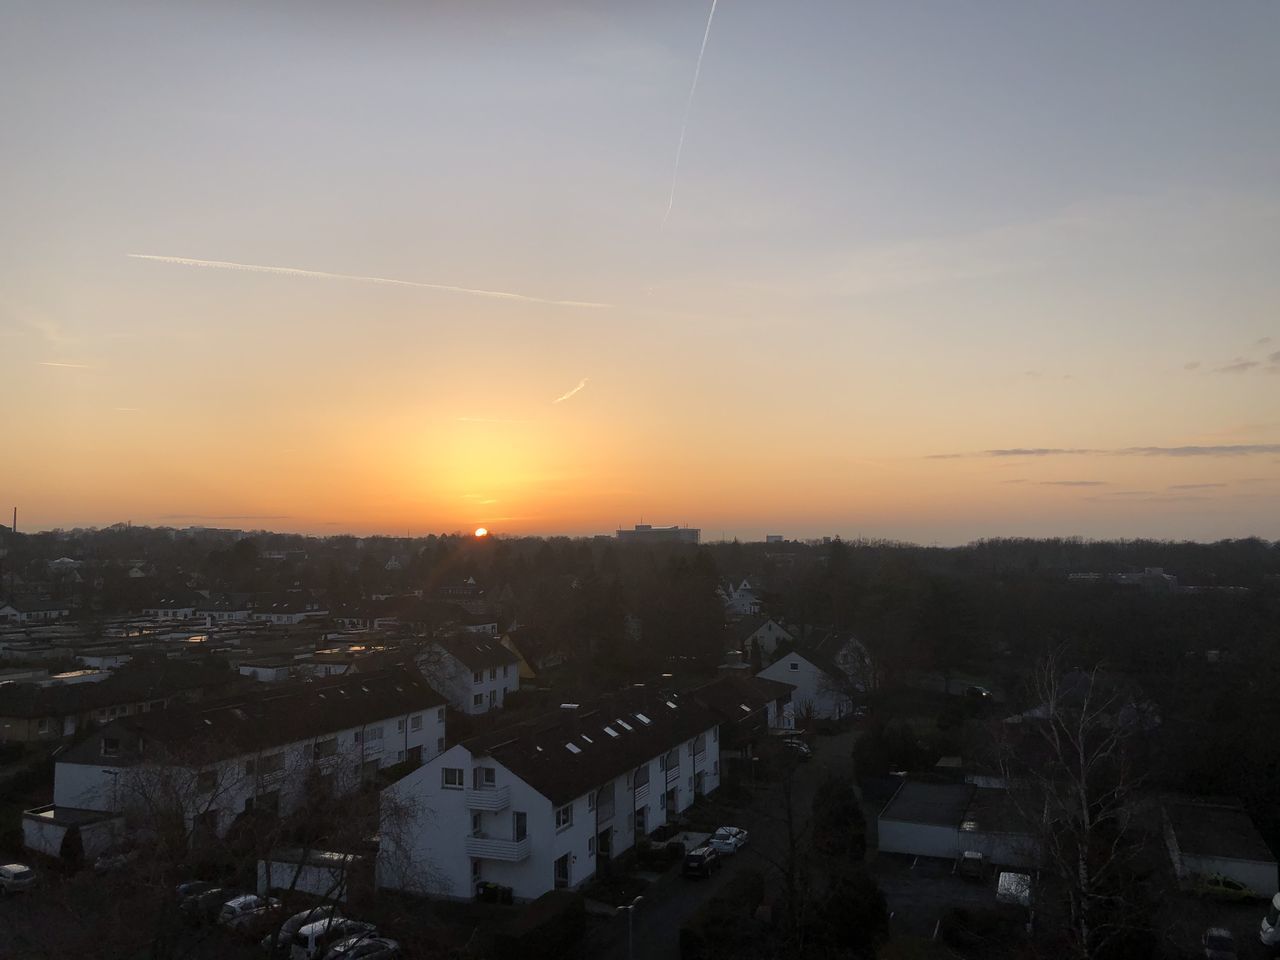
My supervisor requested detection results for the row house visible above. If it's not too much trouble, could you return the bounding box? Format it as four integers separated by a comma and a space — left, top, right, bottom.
689, 673, 795, 759
25, 670, 446, 858
0, 599, 72, 624
378, 689, 721, 901
417, 635, 519, 716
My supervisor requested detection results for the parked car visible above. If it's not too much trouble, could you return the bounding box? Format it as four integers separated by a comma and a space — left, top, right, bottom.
957, 851, 985, 881
0, 863, 35, 894
682, 845, 721, 878
322, 935, 401, 960
218, 893, 281, 932
292, 918, 376, 960
852, 705, 869, 720
1190, 873, 1261, 902
782, 738, 812, 761
93, 847, 141, 874
181, 886, 244, 925
707, 827, 748, 855
1202, 927, 1237, 960
265, 905, 343, 956
175, 879, 214, 898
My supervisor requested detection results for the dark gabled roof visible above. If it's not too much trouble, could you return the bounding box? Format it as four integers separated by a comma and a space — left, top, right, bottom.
2, 598, 72, 613
465, 689, 720, 806
774, 645, 848, 682
436, 635, 518, 672
59, 669, 445, 766
688, 674, 792, 727
0, 661, 240, 719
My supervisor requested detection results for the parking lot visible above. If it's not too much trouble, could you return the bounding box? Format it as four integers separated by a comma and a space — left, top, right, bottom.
871, 852, 1003, 940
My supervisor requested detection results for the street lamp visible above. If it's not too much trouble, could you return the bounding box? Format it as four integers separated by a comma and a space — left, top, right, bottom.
616, 895, 644, 960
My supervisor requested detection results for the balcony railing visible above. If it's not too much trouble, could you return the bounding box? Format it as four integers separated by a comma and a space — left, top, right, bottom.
633, 781, 649, 804
665, 766, 680, 787
693, 750, 706, 769
465, 785, 511, 811
464, 833, 530, 861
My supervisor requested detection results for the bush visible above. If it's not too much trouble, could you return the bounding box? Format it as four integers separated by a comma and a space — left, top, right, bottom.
679, 869, 766, 960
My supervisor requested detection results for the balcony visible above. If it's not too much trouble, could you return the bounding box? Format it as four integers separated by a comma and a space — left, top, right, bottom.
465, 785, 511, 811
633, 781, 649, 804
665, 766, 680, 787
465, 833, 530, 862
693, 750, 706, 769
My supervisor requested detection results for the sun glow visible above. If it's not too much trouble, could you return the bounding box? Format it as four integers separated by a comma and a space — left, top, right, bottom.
474, 527, 488, 538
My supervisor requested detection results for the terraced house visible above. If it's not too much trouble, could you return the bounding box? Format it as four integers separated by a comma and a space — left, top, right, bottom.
378, 688, 721, 900
24, 670, 446, 858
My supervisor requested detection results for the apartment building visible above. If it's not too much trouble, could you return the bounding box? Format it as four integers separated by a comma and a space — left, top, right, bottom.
417, 635, 519, 715
27, 670, 446, 856
378, 689, 721, 900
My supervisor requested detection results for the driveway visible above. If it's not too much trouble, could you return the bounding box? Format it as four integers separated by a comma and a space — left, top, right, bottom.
581, 728, 860, 960
871, 853, 995, 940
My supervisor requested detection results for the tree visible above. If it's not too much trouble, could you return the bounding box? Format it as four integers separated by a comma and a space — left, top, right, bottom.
811, 775, 866, 861
997, 652, 1155, 960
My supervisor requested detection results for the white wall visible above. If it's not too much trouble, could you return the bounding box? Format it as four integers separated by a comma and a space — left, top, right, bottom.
758, 653, 852, 720
1182, 854, 1279, 896
421, 647, 519, 716
878, 819, 959, 859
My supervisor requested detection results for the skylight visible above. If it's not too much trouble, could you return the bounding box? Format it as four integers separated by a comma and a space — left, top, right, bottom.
635, 713, 652, 725
739, 703, 751, 713
604, 726, 619, 738
665, 700, 678, 709
615, 718, 633, 731
581, 734, 594, 744
565, 742, 581, 754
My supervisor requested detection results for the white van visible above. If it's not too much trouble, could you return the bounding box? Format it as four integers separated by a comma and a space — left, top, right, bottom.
291, 917, 374, 960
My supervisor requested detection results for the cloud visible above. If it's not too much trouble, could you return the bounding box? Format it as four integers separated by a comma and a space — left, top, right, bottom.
1183, 361, 1200, 371
456, 417, 530, 424
1255, 337, 1273, 348
1269, 350, 1280, 364
552, 378, 590, 404
1216, 359, 1260, 374
999, 478, 1028, 484
1168, 483, 1227, 490
930, 444, 1280, 459
1039, 480, 1108, 487
1083, 495, 1211, 504
128, 254, 612, 310
38, 361, 93, 369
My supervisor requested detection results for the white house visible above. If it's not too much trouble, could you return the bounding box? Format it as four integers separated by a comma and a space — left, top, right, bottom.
378, 690, 722, 901
141, 598, 197, 620
0, 599, 72, 624
418, 636, 520, 716
252, 595, 329, 625
727, 617, 797, 660
26, 670, 447, 856
719, 580, 762, 619
756, 648, 862, 721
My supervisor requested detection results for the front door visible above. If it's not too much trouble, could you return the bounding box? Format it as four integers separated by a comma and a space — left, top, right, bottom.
513, 811, 527, 841
554, 853, 570, 889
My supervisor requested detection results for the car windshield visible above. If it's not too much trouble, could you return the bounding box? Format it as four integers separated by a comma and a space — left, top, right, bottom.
12, 869, 33, 880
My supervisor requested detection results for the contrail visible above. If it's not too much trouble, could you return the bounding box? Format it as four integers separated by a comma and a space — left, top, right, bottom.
39, 361, 93, 368
128, 254, 611, 309
663, 0, 718, 227
552, 378, 589, 404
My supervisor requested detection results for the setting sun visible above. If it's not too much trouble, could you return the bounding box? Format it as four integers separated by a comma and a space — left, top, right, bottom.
474, 527, 488, 538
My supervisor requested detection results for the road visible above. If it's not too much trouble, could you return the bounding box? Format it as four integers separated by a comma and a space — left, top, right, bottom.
581, 728, 859, 960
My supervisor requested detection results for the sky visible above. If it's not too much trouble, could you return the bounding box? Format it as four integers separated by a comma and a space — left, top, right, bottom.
2, 0, 1278, 544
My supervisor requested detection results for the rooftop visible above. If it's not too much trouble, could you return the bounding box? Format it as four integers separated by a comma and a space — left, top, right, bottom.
880, 780, 976, 827
1165, 798, 1276, 864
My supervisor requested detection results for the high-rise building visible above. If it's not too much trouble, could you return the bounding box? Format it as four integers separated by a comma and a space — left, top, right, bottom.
615, 524, 700, 544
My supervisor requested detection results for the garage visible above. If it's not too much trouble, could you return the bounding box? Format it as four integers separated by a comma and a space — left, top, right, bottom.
1164, 799, 1279, 897
878, 781, 973, 860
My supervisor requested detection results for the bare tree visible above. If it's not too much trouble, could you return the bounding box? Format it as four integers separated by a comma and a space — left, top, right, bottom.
997, 651, 1154, 960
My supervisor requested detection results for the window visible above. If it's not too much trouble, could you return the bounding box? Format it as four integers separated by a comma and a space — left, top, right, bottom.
196, 770, 217, 793
588, 835, 595, 856
712, 727, 718, 742
364, 725, 383, 741
473, 671, 483, 685
36, 718, 52, 734
554, 853, 570, 889
471, 812, 482, 834
473, 694, 484, 707
437, 707, 445, 722
258, 752, 284, 775
397, 718, 405, 733
314, 736, 337, 759
489, 668, 496, 681
789, 661, 799, 672
587, 793, 595, 811
474, 767, 496, 789
148, 699, 164, 711
101, 737, 120, 757
436, 737, 445, 754
410, 714, 423, 731
503, 664, 509, 677
555, 804, 573, 830
472, 859, 482, 881
443, 768, 464, 789
396, 750, 404, 762
513, 811, 527, 841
